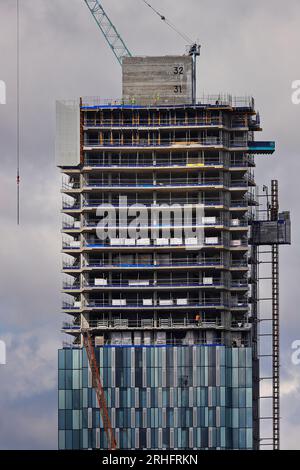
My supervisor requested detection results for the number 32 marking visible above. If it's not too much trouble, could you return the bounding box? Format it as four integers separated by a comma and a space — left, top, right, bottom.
174, 66, 184, 75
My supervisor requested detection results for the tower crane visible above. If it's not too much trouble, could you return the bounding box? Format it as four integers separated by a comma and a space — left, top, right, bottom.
84, 0, 200, 103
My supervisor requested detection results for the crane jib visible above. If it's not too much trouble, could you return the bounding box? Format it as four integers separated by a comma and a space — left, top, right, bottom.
84, 0, 132, 65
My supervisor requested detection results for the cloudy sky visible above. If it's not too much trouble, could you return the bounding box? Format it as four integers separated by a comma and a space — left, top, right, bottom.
0, 0, 299, 449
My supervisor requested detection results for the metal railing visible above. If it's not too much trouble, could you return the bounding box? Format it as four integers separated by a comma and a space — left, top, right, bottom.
230, 180, 248, 188
83, 238, 226, 249
84, 116, 255, 131
231, 118, 247, 128
62, 262, 81, 270
62, 279, 247, 290
62, 341, 81, 349
62, 240, 81, 249
81, 94, 254, 109
82, 218, 226, 229
62, 301, 81, 310
62, 222, 80, 230
84, 137, 223, 148
62, 299, 229, 310
229, 139, 249, 148
230, 219, 248, 227
231, 281, 248, 288
62, 199, 80, 210
230, 239, 248, 247
83, 258, 224, 269
82, 198, 225, 208
231, 259, 248, 267
83, 177, 224, 188
231, 321, 251, 328
83, 157, 225, 168
62, 338, 229, 348
62, 322, 81, 330
62, 280, 225, 290
63, 283, 81, 290
84, 117, 225, 128
63, 180, 238, 190
62, 318, 223, 330
62, 182, 80, 190
84, 299, 227, 309
63, 260, 233, 271
230, 200, 248, 208
83, 137, 249, 148
231, 302, 248, 308
230, 156, 255, 167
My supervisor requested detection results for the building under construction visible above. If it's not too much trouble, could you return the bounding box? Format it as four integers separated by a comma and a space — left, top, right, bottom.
56, 1, 291, 451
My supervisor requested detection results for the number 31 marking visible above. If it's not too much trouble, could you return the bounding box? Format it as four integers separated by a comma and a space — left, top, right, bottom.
174, 85, 183, 94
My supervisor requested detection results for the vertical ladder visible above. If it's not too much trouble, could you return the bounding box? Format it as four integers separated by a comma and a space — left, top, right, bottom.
271, 180, 280, 450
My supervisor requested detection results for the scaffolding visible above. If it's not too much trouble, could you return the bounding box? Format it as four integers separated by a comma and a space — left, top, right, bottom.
59, 94, 283, 450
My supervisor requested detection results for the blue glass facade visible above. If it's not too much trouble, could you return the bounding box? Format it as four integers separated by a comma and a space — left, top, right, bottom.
58, 345, 253, 450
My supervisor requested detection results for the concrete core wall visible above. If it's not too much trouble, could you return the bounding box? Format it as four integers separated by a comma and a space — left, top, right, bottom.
122, 55, 193, 105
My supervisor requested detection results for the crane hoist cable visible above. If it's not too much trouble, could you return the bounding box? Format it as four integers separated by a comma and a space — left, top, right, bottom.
139, 0, 200, 104
140, 0, 194, 45
16, 0, 20, 225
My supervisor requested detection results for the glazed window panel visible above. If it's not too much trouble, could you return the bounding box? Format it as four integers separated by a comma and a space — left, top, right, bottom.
58, 346, 254, 450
